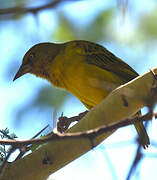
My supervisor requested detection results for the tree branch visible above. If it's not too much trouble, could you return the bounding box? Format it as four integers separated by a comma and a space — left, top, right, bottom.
0, 68, 157, 180
0, 112, 155, 147
0, 0, 77, 15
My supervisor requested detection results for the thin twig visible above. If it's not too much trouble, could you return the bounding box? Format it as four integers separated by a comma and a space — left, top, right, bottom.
0, 0, 77, 15
14, 125, 49, 161
0, 112, 155, 147
0, 147, 15, 178
31, 125, 49, 139
126, 145, 143, 180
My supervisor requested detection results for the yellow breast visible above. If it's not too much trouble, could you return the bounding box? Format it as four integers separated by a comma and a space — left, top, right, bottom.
50, 42, 123, 109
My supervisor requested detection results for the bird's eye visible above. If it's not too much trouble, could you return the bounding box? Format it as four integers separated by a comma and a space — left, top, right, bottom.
27, 52, 35, 65
29, 53, 35, 59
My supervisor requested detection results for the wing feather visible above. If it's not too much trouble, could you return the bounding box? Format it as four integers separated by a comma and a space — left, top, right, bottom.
75, 40, 138, 83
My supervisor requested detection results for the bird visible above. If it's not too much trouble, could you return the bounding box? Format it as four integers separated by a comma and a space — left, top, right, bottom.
13, 40, 150, 148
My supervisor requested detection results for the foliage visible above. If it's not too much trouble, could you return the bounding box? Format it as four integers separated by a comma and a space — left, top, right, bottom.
0, 128, 17, 164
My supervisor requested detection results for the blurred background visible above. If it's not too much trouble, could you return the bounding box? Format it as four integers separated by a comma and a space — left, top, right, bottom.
0, 0, 157, 179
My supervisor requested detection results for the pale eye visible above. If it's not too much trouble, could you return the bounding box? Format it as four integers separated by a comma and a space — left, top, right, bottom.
26, 52, 35, 65
29, 53, 35, 59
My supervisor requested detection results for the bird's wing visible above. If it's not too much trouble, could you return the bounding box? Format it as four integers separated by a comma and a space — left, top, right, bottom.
76, 41, 138, 82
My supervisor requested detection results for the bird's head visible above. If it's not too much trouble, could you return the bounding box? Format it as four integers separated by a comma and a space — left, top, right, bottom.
13, 42, 63, 81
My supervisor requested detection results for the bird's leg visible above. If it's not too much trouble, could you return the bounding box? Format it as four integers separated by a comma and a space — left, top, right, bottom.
57, 111, 88, 133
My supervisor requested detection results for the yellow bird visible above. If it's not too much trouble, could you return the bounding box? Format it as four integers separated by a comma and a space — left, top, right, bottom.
13, 40, 149, 148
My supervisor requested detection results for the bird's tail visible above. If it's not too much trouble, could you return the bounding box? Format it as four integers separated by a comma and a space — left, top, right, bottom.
133, 112, 150, 149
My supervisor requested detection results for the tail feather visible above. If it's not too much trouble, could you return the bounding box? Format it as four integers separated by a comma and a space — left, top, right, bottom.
133, 113, 150, 149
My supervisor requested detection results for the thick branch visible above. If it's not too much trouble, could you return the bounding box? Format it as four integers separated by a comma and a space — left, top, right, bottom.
0, 68, 157, 180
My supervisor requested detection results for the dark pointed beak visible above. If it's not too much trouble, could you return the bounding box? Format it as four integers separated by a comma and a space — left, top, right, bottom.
13, 63, 32, 81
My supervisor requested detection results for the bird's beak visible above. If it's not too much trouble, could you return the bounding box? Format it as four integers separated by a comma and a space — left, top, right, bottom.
13, 63, 32, 81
